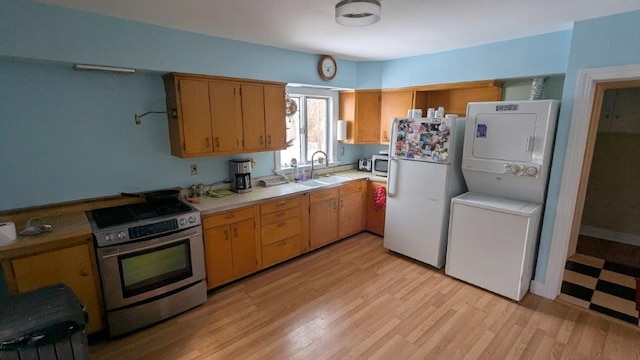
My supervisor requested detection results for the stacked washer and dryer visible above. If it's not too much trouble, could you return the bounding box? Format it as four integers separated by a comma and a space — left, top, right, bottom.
445, 100, 560, 301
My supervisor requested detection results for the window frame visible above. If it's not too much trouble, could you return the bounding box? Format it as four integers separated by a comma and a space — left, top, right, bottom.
275, 86, 340, 173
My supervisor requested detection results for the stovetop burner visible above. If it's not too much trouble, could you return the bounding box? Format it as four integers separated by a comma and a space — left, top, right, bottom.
90, 199, 193, 229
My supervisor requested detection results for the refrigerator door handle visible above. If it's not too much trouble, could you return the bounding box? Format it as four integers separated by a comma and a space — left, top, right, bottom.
387, 157, 398, 198
387, 117, 401, 198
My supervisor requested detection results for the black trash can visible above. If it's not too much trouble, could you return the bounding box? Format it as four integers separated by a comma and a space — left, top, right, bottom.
0, 284, 88, 360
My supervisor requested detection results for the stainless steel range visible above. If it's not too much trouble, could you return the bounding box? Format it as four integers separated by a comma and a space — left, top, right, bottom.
87, 199, 206, 337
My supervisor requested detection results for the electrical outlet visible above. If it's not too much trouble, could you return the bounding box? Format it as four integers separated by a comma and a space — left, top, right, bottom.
190, 164, 198, 175
340, 147, 345, 156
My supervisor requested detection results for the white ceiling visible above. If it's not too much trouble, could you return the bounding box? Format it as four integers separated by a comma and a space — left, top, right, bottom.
36, 0, 640, 61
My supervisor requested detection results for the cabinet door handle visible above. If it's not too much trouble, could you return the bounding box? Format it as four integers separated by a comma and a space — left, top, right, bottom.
80, 270, 90, 277
333, 200, 337, 210
268, 135, 272, 144
277, 222, 286, 227
206, 137, 211, 148
276, 201, 286, 207
341, 199, 344, 208
224, 230, 229, 240
260, 135, 264, 145
215, 137, 220, 148
224, 214, 235, 219
234, 227, 238, 238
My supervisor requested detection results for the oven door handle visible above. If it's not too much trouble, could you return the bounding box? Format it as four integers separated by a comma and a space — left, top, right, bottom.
100, 235, 193, 259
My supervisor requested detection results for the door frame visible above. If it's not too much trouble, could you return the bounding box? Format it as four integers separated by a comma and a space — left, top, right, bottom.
541, 63, 640, 299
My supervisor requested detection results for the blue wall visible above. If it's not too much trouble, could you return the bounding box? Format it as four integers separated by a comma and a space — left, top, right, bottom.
0, 0, 357, 88
535, 10, 640, 282
381, 31, 572, 87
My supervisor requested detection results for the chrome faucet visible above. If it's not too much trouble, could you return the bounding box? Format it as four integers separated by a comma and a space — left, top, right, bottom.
310, 150, 328, 179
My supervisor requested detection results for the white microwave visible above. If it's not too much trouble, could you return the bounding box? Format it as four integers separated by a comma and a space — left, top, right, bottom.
371, 154, 389, 177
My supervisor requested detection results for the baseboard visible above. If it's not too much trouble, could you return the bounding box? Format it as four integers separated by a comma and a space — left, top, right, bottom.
580, 225, 640, 247
530, 280, 555, 300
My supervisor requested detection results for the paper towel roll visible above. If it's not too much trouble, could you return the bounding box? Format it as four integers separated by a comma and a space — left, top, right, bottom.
0, 222, 17, 245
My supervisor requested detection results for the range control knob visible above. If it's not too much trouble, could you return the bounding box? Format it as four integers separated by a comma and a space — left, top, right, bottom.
179, 218, 187, 226
117, 231, 126, 240
188, 216, 197, 224
526, 167, 538, 176
105, 233, 114, 242
508, 164, 520, 175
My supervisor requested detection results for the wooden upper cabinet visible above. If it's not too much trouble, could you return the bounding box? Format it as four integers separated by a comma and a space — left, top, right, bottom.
264, 85, 287, 150
380, 90, 414, 144
339, 90, 381, 144
412, 80, 505, 118
163, 72, 286, 158
240, 84, 266, 151
210, 81, 243, 152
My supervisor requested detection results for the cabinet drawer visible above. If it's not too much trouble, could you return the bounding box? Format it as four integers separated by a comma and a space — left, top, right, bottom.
262, 236, 302, 267
310, 188, 339, 203
260, 196, 300, 215
340, 180, 365, 195
203, 206, 254, 229
261, 208, 299, 225
261, 217, 301, 246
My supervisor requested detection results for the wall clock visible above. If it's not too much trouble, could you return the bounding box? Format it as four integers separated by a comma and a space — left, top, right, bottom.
318, 55, 337, 81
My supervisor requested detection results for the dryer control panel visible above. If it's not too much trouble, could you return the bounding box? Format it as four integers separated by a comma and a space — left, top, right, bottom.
504, 163, 539, 177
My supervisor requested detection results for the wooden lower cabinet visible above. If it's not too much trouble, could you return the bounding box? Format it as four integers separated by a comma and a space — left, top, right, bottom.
202, 206, 258, 289
366, 181, 387, 236
339, 180, 367, 238
202, 181, 373, 287
10, 243, 104, 334
259, 195, 305, 268
309, 188, 340, 249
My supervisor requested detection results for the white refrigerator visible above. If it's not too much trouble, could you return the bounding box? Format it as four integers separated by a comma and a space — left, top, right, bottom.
383, 116, 466, 268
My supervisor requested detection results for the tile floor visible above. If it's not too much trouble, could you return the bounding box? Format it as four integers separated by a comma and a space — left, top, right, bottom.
559, 253, 640, 326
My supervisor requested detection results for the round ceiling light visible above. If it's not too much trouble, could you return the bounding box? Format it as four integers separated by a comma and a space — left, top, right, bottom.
335, 0, 381, 27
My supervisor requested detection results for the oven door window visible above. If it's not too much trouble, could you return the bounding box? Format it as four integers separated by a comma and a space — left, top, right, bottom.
118, 239, 193, 298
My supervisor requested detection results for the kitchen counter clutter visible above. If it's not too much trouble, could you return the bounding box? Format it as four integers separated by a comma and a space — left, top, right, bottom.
192, 170, 384, 215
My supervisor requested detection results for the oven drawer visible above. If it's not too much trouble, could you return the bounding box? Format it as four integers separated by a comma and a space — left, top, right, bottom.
203, 206, 254, 229
260, 196, 301, 215
261, 217, 302, 246
261, 208, 299, 225
262, 235, 302, 267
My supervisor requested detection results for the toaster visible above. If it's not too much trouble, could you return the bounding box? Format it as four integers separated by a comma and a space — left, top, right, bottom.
358, 158, 372, 172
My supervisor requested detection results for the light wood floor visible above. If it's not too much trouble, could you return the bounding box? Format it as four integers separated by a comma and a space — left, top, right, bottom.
90, 233, 640, 359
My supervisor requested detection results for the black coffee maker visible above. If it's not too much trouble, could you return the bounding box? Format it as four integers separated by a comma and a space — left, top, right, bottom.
229, 159, 252, 193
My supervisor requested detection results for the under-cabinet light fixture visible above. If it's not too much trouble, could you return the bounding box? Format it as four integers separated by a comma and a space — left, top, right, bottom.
135, 110, 177, 125
73, 64, 136, 74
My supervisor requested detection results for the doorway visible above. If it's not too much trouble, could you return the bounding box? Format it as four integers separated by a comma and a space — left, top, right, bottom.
576, 85, 640, 268
557, 83, 640, 325
543, 65, 640, 303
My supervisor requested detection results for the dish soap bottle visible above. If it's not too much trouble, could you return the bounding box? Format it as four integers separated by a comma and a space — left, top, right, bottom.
291, 158, 300, 181
300, 170, 307, 181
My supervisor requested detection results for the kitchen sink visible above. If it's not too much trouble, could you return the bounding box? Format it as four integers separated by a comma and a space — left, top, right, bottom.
296, 179, 327, 187
314, 175, 351, 184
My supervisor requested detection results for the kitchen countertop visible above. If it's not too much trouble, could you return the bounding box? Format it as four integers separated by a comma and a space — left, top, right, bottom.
0, 211, 93, 260
192, 170, 386, 215
0, 170, 386, 257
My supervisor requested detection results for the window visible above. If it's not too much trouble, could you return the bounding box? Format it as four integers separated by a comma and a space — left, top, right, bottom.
276, 87, 339, 171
